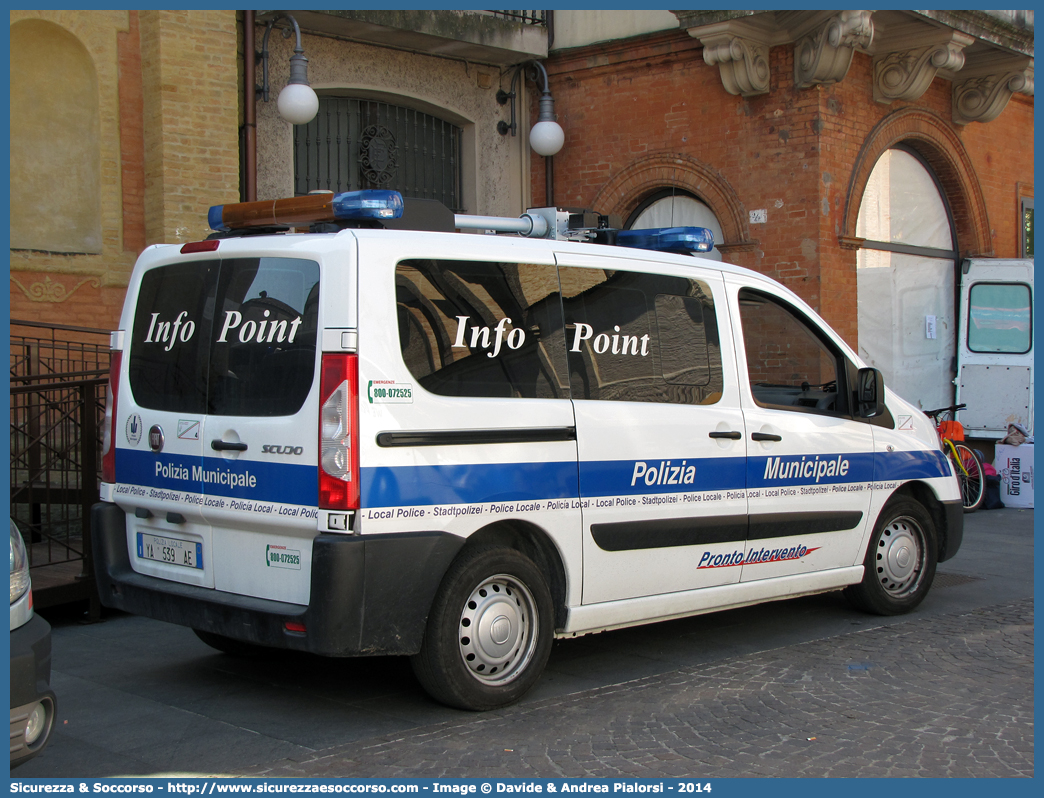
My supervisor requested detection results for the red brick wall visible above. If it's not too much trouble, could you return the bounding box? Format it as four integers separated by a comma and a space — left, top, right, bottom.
540, 31, 1034, 349
960, 93, 1034, 258
9, 270, 127, 333
118, 11, 147, 255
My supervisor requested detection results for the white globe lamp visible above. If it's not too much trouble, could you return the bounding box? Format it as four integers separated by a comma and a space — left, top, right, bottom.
529, 91, 564, 157
277, 81, 319, 126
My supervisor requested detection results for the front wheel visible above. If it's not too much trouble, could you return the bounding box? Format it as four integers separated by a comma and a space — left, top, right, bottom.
411, 546, 553, 711
843, 497, 937, 615
952, 444, 985, 512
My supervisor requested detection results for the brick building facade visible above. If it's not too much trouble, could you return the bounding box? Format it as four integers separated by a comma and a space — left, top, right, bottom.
8, 9, 1032, 389
9, 10, 239, 333
538, 12, 1033, 350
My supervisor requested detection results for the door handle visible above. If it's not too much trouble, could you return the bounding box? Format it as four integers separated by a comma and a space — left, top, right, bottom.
211, 440, 248, 452
751, 432, 782, 442
708, 431, 742, 440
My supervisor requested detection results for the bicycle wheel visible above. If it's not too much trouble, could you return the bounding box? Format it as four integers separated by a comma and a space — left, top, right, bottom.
951, 443, 985, 512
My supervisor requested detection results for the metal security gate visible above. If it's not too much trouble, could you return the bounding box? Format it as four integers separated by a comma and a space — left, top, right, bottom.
294, 98, 463, 212
10, 320, 109, 612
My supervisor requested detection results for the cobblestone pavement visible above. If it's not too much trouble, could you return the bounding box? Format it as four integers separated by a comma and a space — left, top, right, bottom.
237, 598, 1033, 779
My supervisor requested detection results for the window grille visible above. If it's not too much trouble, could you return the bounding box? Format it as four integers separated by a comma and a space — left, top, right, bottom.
486, 10, 548, 26
294, 98, 463, 212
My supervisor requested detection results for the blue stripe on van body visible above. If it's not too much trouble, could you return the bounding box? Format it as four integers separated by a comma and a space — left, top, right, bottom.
116, 448, 317, 504
747, 452, 875, 489
875, 449, 951, 481
360, 449, 950, 508
578, 457, 746, 497
360, 461, 580, 508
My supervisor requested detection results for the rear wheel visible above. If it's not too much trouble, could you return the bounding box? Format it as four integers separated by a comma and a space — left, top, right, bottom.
844, 497, 937, 615
411, 546, 553, 711
952, 444, 985, 512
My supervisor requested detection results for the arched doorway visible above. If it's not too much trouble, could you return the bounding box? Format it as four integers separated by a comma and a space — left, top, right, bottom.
626, 189, 725, 261
855, 147, 958, 410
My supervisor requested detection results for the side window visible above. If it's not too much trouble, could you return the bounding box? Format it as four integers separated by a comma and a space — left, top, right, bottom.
561, 267, 723, 405
128, 258, 320, 417
396, 260, 569, 399
967, 282, 1032, 354
738, 289, 844, 415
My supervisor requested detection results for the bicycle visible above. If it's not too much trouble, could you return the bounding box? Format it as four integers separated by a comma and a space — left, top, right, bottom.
923, 403, 985, 512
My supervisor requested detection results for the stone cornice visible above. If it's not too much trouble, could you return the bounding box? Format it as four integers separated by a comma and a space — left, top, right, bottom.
953, 61, 1035, 125
872, 32, 975, 104
794, 11, 874, 89
694, 25, 771, 96
674, 10, 1034, 127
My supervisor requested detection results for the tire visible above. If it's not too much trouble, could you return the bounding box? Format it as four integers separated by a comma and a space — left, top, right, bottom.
410, 546, 553, 711
952, 444, 985, 512
193, 629, 273, 658
843, 498, 937, 616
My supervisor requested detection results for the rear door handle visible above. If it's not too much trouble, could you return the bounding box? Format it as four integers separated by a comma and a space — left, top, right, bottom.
211, 440, 248, 452
751, 432, 782, 442
708, 431, 742, 440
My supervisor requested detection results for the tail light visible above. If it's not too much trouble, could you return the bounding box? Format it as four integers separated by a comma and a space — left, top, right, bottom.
101, 350, 123, 484
319, 354, 359, 510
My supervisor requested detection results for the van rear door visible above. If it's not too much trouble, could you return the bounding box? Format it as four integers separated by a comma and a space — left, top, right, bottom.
121, 257, 213, 588
197, 256, 322, 606
955, 259, 1034, 437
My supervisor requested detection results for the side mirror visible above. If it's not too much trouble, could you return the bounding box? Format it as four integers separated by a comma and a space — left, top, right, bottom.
856, 367, 884, 418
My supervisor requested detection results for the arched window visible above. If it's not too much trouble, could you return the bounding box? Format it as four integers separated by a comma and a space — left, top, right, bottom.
856, 147, 957, 410
10, 20, 101, 253
294, 97, 463, 212
626, 190, 725, 261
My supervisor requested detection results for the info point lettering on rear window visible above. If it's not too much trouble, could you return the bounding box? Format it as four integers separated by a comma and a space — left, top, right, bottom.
129, 258, 319, 416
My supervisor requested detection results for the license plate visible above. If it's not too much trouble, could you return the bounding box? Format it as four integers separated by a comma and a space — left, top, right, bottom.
137, 532, 203, 569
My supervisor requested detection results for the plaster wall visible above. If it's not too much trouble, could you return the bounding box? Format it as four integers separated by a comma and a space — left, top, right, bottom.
255, 29, 532, 216
551, 11, 679, 51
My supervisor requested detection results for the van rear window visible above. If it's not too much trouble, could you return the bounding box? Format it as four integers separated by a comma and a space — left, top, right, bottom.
967, 282, 1032, 354
129, 258, 319, 416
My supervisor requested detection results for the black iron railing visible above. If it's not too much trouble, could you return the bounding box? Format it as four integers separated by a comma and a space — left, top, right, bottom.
488, 10, 548, 26
10, 319, 110, 612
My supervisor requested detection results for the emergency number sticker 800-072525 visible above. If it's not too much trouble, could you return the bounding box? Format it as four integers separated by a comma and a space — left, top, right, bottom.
266, 544, 301, 570
368, 380, 413, 404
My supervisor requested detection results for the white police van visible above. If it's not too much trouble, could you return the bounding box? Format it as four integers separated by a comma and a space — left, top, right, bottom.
93, 190, 963, 710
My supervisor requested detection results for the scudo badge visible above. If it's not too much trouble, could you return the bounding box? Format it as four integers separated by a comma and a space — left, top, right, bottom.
148, 425, 165, 453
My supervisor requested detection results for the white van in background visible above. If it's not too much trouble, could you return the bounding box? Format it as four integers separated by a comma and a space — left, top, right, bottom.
955, 259, 1034, 438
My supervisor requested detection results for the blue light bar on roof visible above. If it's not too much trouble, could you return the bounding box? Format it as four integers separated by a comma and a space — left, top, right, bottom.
209, 189, 404, 232
331, 190, 404, 220
615, 226, 715, 255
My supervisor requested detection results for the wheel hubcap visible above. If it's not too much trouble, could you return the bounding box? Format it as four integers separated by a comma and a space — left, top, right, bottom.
876, 516, 925, 596
458, 574, 538, 685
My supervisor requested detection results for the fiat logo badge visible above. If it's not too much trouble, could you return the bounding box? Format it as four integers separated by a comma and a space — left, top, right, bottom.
148, 425, 165, 453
